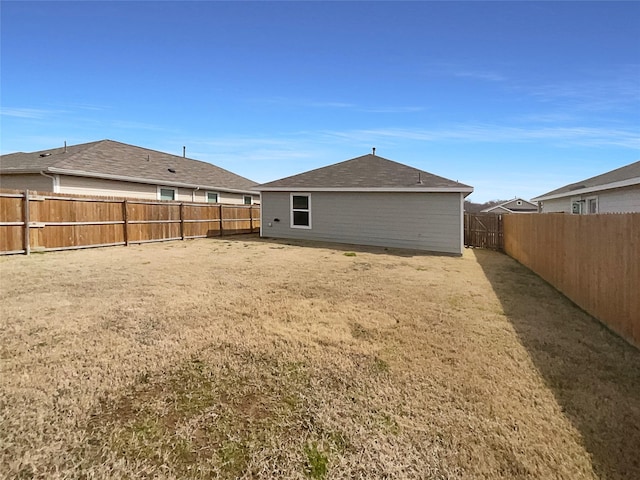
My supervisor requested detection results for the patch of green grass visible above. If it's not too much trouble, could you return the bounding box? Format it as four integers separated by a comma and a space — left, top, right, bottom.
380, 413, 400, 435
219, 440, 250, 477
86, 351, 319, 477
372, 356, 390, 374
350, 322, 372, 340
304, 442, 328, 479
446, 294, 466, 310
343, 252, 357, 257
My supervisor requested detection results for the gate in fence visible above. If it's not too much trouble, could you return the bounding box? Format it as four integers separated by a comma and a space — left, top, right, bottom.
464, 213, 504, 251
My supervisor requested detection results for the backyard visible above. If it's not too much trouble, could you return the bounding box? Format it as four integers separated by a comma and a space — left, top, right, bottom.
0, 236, 638, 479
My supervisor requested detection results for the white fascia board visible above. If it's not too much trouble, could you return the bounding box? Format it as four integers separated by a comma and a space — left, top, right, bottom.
480, 206, 512, 213
1, 168, 43, 174
256, 186, 474, 194
532, 177, 640, 202
46, 167, 257, 195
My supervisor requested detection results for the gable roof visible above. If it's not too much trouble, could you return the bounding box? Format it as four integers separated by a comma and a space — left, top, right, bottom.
480, 197, 538, 213
0, 139, 257, 194
256, 154, 473, 194
532, 160, 640, 202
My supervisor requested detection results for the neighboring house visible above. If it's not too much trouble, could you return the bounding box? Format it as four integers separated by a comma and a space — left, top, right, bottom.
532, 160, 640, 214
254, 152, 473, 255
480, 197, 538, 214
0, 139, 259, 204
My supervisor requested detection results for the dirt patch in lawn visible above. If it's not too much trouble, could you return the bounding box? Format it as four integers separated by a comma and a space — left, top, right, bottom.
1, 236, 638, 479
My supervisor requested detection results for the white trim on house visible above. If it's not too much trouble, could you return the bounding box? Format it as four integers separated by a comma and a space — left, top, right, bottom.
459, 192, 464, 254
44, 167, 256, 195
206, 191, 220, 203
586, 196, 598, 214
483, 205, 512, 214
532, 177, 640, 202
290, 193, 312, 229
259, 198, 264, 237
243, 195, 253, 205
257, 186, 473, 194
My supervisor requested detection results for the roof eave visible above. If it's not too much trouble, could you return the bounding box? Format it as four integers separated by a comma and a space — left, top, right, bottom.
532, 177, 640, 202
0, 168, 44, 174
46, 167, 258, 195
481, 206, 513, 213
254, 186, 474, 194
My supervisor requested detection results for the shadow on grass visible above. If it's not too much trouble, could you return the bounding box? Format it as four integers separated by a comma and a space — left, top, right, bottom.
473, 248, 640, 479
213, 233, 460, 258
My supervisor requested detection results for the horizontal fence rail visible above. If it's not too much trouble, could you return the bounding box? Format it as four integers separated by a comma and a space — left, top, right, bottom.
503, 213, 640, 348
0, 189, 260, 255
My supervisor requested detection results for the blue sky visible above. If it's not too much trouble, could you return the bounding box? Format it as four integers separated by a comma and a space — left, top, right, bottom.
1, 1, 639, 202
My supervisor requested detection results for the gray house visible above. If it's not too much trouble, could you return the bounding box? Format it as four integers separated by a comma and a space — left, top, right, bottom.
480, 197, 538, 214
532, 160, 640, 214
0, 139, 259, 205
255, 153, 473, 255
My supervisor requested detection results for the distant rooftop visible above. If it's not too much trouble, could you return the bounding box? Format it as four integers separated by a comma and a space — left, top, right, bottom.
533, 160, 640, 201
0, 139, 258, 193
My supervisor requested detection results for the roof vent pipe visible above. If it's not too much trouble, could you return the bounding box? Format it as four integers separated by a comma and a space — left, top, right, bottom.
183, 146, 186, 158
372, 147, 376, 156
64, 141, 67, 153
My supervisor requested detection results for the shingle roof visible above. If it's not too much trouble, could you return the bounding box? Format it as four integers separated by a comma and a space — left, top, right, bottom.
533, 160, 640, 201
480, 198, 538, 213
256, 154, 472, 192
0, 139, 257, 193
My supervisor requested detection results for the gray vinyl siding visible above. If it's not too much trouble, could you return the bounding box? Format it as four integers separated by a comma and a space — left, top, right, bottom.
0, 174, 53, 192
260, 191, 463, 254
59, 175, 158, 199
540, 197, 570, 213
540, 185, 640, 213
597, 186, 640, 213
57, 175, 260, 203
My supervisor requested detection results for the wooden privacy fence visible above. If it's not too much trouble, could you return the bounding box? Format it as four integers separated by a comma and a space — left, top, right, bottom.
464, 213, 504, 251
503, 213, 640, 348
0, 189, 260, 255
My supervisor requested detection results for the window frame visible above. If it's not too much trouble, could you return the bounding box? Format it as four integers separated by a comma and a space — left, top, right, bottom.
157, 186, 176, 201
206, 191, 219, 203
243, 195, 253, 205
290, 193, 312, 229
587, 196, 598, 214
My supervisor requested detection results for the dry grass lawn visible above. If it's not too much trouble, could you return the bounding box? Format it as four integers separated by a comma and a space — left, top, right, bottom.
1, 236, 638, 479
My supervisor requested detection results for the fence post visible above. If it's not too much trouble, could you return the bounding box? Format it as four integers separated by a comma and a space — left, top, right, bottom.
180, 203, 185, 240
219, 204, 224, 237
23, 190, 31, 255
249, 204, 254, 232
122, 200, 129, 246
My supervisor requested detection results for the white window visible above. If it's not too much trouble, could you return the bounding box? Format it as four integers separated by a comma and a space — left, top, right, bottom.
587, 197, 598, 214
572, 202, 582, 214
158, 187, 176, 201
207, 192, 219, 203
244, 195, 252, 205
291, 193, 311, 229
